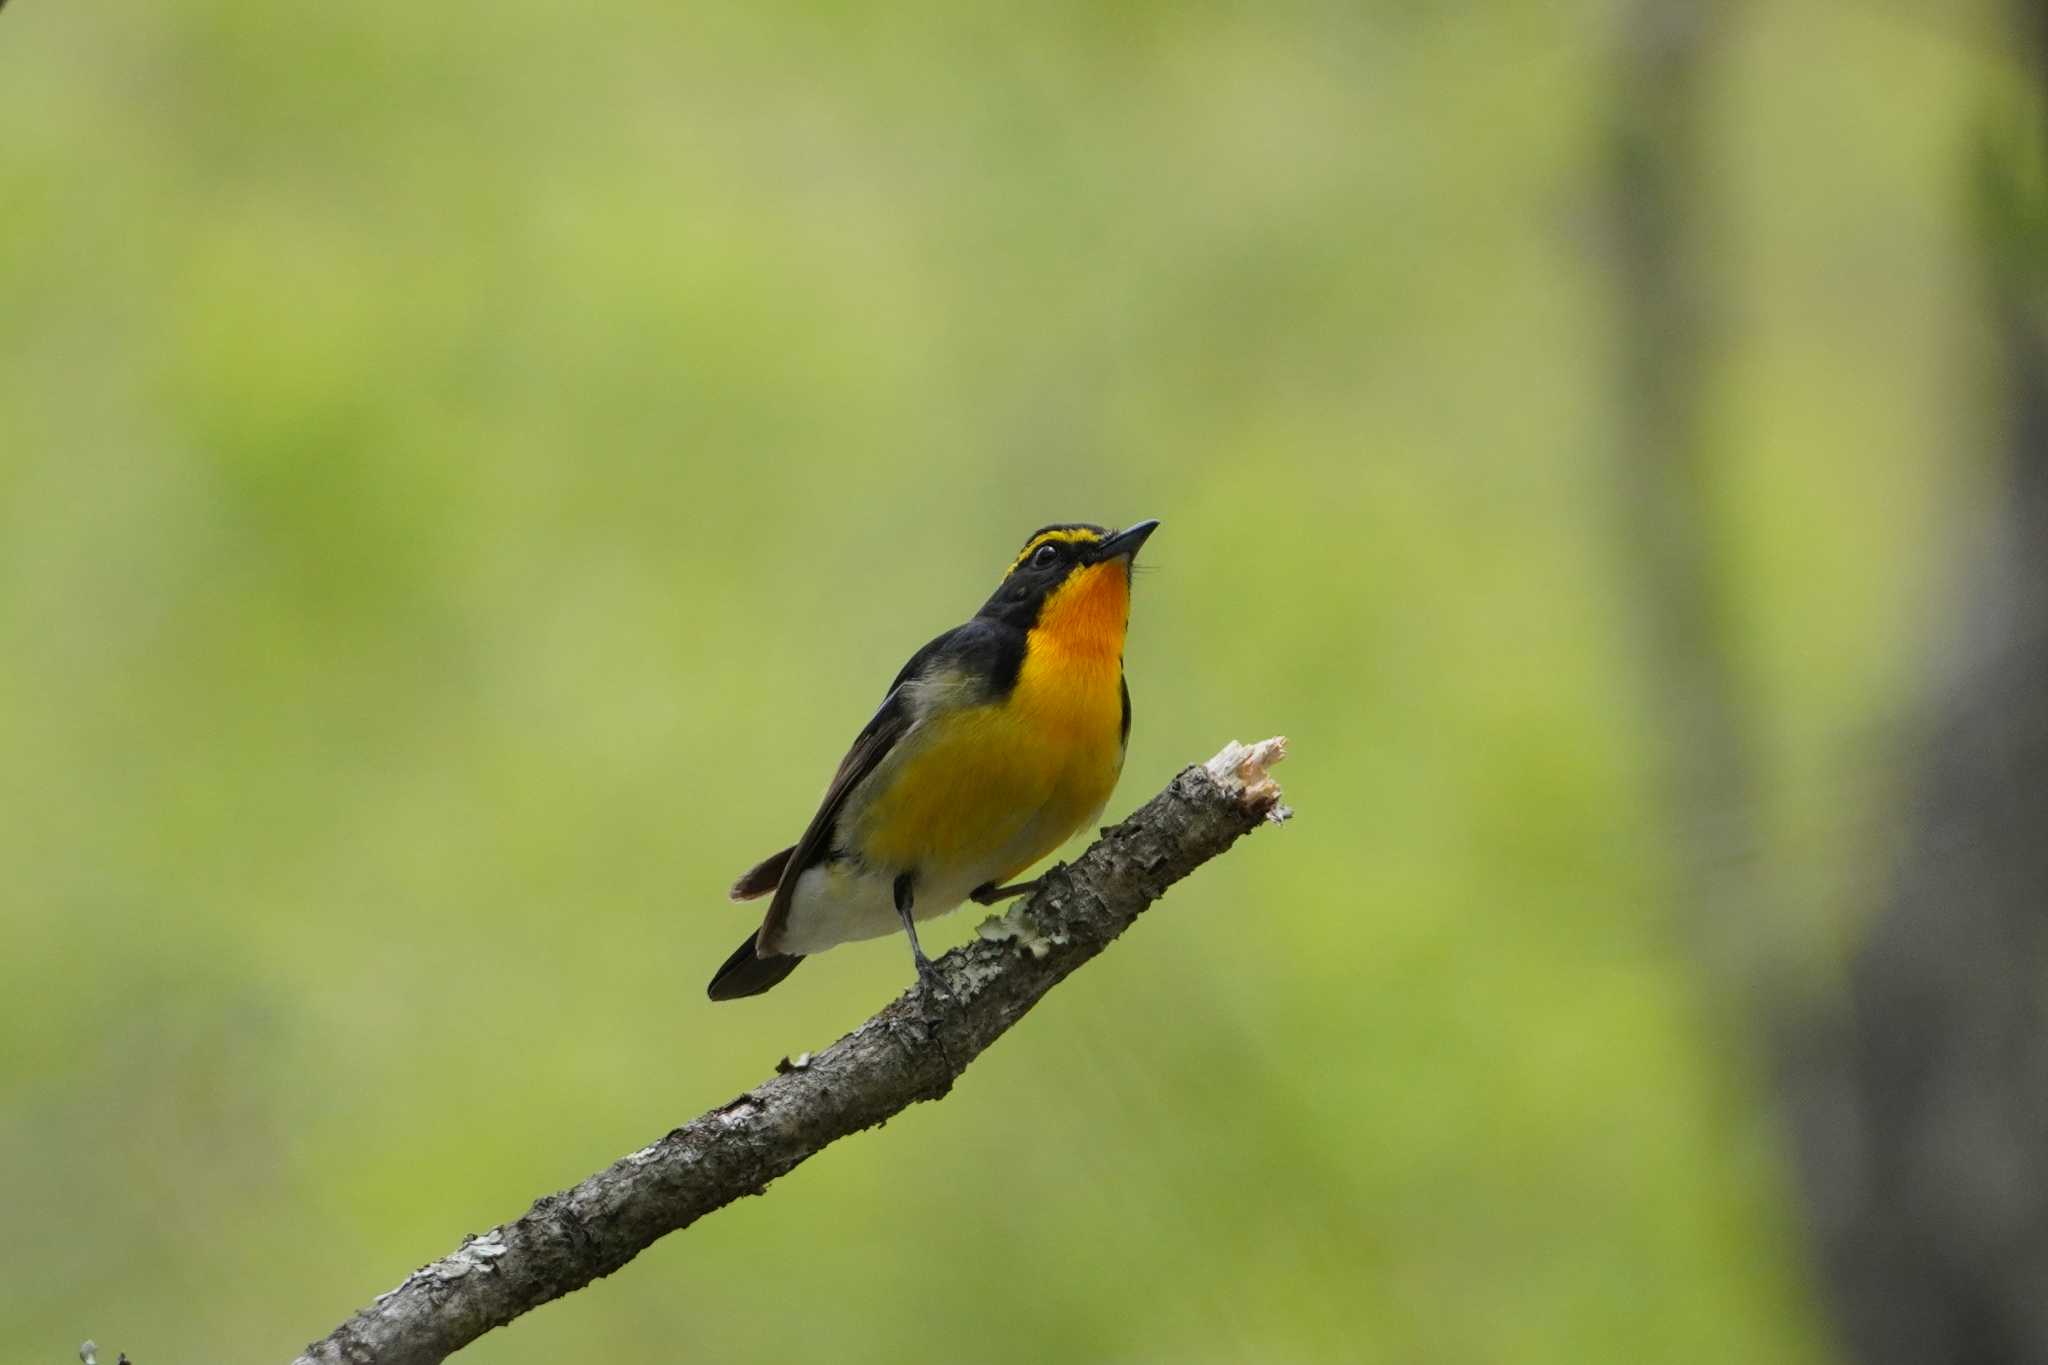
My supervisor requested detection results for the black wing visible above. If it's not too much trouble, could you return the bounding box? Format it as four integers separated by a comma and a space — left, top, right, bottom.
755, 620, 1020, 950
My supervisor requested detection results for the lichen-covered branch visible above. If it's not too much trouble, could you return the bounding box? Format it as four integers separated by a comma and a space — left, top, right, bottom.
293, 738, 1291, 1365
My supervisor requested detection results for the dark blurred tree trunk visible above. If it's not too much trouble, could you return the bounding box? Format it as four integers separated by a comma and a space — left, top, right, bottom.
1793, 7, 2048, 1361
1606, 0, 1788, 1025
1603, 6, 1849, 1317
1610, 3, 2048, 1362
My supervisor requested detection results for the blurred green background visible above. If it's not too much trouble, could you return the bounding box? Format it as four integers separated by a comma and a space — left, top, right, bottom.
0, 1, 2021, 1360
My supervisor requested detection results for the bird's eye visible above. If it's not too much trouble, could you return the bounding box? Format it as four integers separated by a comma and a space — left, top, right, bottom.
1031, 544, 1060, 569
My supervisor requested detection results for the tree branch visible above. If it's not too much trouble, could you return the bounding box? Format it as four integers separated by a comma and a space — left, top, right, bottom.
293, 738, 1291, 1365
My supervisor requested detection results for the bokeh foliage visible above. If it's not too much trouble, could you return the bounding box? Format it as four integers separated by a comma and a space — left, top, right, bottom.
0, 1, 2015, 1360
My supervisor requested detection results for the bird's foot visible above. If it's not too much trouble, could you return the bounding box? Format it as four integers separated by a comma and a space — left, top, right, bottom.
913, 951, 952, 1000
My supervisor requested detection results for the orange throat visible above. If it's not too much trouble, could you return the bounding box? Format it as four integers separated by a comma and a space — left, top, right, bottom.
1025, 561, 1130, 677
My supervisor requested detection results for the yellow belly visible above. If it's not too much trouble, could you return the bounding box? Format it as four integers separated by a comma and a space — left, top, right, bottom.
852, 655, 1125, 883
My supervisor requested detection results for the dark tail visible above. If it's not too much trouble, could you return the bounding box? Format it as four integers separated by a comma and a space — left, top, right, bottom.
730, 844, 795, 901
707, 931, 804, 1000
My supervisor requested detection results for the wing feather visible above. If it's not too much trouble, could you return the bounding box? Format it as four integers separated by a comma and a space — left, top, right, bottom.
756, 690, 908, 950
750, 619, 1022, 952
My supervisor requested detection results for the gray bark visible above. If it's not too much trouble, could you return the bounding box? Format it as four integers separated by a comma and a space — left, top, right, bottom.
1809, 523, 2048, 1365
1795, 14, 2048, 1357
293, 739, 1290, 1365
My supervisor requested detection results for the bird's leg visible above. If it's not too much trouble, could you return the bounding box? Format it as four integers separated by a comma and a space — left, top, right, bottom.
969, 879, 1041, 906
893, 872, 947, 996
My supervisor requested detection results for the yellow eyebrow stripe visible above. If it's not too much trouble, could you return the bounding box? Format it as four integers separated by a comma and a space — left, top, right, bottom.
1005, 528, 1102, 576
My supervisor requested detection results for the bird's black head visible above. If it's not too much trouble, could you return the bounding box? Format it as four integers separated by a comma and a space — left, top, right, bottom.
976, 520, 1160, 631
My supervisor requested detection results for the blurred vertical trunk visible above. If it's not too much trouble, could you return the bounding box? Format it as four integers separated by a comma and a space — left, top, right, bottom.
1608, 0, 2048, 1358
1605, 0, 1778, 1019
1605, 2, 1842, 1230
1603, 1, 1839, 1321
1794, 6, 2048, 1360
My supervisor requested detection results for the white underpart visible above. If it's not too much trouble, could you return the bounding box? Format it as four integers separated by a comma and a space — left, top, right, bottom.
768, 789, 1110, 956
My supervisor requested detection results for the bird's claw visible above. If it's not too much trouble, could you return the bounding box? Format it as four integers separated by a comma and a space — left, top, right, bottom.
914, 955, 951, 1000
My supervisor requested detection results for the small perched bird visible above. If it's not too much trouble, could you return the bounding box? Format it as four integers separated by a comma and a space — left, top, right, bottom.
708, 519, 1160, 1000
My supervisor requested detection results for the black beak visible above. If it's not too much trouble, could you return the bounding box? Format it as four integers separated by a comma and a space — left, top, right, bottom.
1095, 519, 1160, 562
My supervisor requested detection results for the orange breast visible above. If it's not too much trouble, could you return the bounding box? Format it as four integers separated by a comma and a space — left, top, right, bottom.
853, 562, 1130, 878
1013, 562, 1127, 753
1007, 560, 1129, 848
